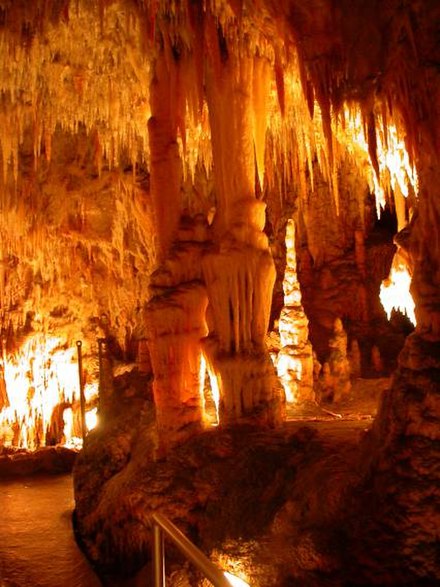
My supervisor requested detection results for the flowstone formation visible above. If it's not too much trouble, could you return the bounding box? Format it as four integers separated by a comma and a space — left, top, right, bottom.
145, 220, 209, 450
73, 394, 365, 586
202, 199, 284, 426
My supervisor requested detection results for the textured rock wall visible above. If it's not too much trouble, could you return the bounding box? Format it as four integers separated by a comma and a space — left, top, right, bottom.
0, 128, 155, 360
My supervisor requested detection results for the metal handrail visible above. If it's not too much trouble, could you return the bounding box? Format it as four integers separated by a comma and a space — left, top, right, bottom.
76, 340, 87, 443
151, 512, 233, 587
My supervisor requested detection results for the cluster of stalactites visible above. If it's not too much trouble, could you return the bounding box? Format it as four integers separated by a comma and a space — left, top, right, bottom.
332, 103, 419, 219
0, 0, 151, 181
0, 0, 423, 232
0, 172, 155, 351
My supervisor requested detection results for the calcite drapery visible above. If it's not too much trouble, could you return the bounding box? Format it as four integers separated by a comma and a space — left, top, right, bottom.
276, 220, 315, 403
202, 199, 283, 425
202, 200, 273, 355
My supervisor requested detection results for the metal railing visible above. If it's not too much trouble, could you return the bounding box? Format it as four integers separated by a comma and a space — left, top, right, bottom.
151, 512, 233, 587
76, 340, 87, 443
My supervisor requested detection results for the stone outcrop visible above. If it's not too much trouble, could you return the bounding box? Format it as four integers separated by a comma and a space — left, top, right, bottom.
349, 334, 440, 585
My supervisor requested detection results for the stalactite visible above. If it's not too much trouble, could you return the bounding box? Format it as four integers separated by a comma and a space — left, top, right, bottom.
274, 49, 285, 117
204, 20, 256, 235
0, 0, 152, 178
252, 55, 271, 188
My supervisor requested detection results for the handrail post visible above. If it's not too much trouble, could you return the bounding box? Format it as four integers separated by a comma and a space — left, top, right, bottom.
76, 340, 87, 444
153, 523, 165, 587
97, 337, 105, 413
150, 513, 234, 587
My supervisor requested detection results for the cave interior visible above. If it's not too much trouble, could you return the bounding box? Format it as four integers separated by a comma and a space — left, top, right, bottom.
0, 0, 439, 585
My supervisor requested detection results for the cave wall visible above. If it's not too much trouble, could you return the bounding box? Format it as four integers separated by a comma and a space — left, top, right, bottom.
0, 126, 155, 427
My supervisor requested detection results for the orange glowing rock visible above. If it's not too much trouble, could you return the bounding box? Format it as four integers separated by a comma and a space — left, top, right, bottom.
0, 335, 99, 449
380, 252, 416, 326
276, 220, 315, 404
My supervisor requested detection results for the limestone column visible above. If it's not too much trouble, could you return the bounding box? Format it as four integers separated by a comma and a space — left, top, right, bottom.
146, 28, 208, 449
148, 33, 182, 260
146, 282, 208, 450
202, 20, 284, 426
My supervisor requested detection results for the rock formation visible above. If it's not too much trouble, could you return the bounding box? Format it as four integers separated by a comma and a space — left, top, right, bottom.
320, 318, 352, 403
0, 0, 438, 585
276, 219, 315, 403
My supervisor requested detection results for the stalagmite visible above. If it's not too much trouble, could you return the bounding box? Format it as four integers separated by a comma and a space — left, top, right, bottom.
348, 338, 362, 379
320, 318, 351, 403
97, 338, 114, 415
276, 220, 315, 403
371, 344, 384, 373
354, 229, 366, 278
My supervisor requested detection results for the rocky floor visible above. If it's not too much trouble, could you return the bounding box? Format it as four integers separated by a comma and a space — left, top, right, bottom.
5, 374, 438, 587
71, 375, 400, 587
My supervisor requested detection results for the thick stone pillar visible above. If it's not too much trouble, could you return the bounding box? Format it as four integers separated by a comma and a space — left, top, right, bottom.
146, 29, 210, 449
148, 34, 182, 260
146, 281, 208, 450
202, 20, 284, 426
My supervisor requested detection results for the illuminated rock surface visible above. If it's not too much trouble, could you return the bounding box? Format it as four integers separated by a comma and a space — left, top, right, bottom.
276, 219, 315, 403
72, 377, 393, 585
0, 0, 438, 585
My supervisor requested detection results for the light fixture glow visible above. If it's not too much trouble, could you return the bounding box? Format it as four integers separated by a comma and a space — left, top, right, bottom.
224, 571, 250, 587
